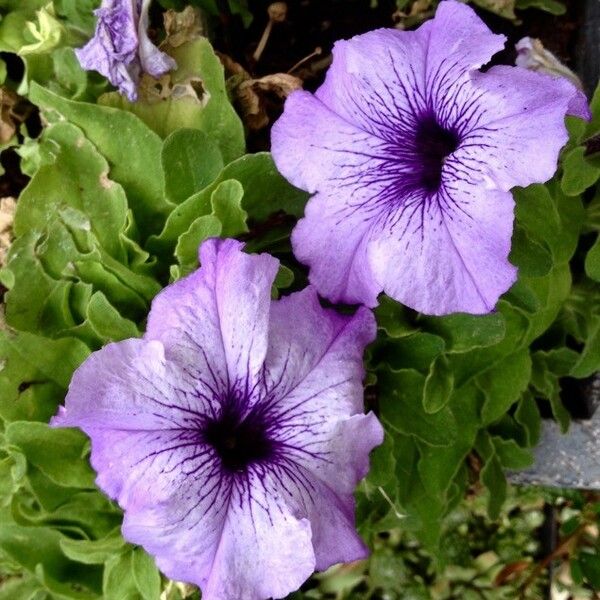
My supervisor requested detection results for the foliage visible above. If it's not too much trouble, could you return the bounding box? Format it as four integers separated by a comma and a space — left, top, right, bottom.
393, 0, 564, 21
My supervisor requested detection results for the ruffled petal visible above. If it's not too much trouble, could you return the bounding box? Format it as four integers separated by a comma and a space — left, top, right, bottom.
121, 452, 232, 590
271, 90, 386, 194
291, 192, 380, 306
51, 338, 210, 433
315, 29, 428, 135
265, 287, 375, 407
201, 470, 316, 600
422, 0, 505, 86
75, 0, 140, 101
314, 1, 504, 133
463, 65, 589, 190
146, 238, 279, 390
76, 0, 175, 102
370, 180, 517, 315
51, 338, 223, 501
262, 287, 383, 502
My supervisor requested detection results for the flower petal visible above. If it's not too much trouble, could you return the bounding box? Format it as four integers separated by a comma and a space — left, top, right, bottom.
370, 180, 517, 315
313, 1, 504, 132
291, 194, 380, 306
51, 338, 208, 434
271, 90, 385, 194
146, 238, 279, 390
75, 0, 140, 101
466, 65, 589, 190
422, 0, 505, 83
200, 470, 316, 600
137, 0, 177, 77
51, 338, 223, 501
263, 287, 382, 498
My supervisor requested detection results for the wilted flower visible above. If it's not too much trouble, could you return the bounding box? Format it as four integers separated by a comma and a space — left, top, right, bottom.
76, 0, 176, 101
515, 37, 585, 95
271, 0, 590, 315
52, 238, 383, 600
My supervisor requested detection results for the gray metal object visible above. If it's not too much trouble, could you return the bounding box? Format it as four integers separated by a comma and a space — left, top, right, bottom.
579, 0, 600, 95
509, 414, 600, 489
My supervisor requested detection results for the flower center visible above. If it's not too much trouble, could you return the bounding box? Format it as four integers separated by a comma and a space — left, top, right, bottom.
203, 407, 275, 473
413, 116, 460, 193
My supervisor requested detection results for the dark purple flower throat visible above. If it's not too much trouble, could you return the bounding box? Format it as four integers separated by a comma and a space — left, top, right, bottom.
203, 401, 276, 473
413, 114, 461, 193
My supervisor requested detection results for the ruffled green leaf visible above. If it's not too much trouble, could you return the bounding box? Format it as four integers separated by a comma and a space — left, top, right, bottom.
99, 36, 245, 163
29, 84, 171, 236
162, 128, 224, 204
379, 369, 457, 447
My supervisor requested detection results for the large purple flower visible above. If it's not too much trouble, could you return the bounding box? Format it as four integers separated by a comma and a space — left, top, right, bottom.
52, 238, 382, 599
76, 0, 175, 101
271, 0, 590, 316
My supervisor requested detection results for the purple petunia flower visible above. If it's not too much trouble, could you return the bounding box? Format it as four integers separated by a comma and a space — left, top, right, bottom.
52, 238, 383, 599
76, 0, 176, 101
271, 0, 590, 316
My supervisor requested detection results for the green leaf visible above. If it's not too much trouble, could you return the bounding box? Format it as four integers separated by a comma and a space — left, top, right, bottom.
422, 354, 453, 413
475, 432, 507, 520
491, 436, 533, 469
514, 391, 541, 447
478, 350, 532, 424
151, 153, 307, 256
3, 223, 156, 339
378, 369, 457, 447
28, 83, 171, 236
99, 37, 245, 163
375, 296, 418, 338
515, 0, 565, 15
83, 292, 140, 342
471, 0, 515, 19
273, 264, 294, 292
509, 224, 552, 277
161, 128, 224, 204
210, 179, 248, 236
585, 235, 600, 282
570, 314, 600, 378
561, 146, 600, 196
514, 184, 583, 264
420, 311, 506, 353
0, 329, 88, 389
0, 576, 43, 600
366, 433, 396, 487
103, 550, 140, 600
375, 332, 445, 373
54, 0, 99, 33
571, 558, 585, 586
5, 421, 95, 488
174, 214, 222, 275
418, 384, 481, 499
580, 551, 600, 590
0, 522, 101, 593
132, 548, 161, 600
14, 122, 129, 262
60, 530, 126, 565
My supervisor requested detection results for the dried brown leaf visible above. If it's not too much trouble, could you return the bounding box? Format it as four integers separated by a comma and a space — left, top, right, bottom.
236, 73, 302, 131
0, 196, 16, 269
163, 6, 205, 48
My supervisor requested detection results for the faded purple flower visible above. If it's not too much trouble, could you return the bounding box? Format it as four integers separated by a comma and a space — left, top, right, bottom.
76, 0, 175, 101
271, 0, 590, 316
52, 238, 383, 600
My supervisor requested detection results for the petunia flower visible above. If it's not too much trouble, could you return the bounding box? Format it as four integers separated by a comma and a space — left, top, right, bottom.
76, 0, 176, 102
52, 238, 383, 600
271, 0, 590, 316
